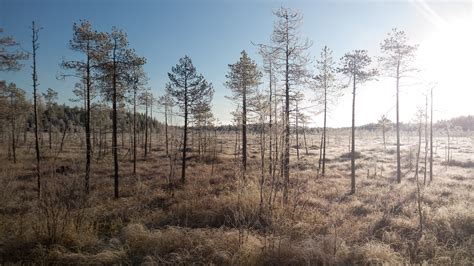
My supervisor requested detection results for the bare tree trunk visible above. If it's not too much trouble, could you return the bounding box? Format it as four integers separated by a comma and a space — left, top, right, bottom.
10, 110, 16, 164
396, 62, 401, 183
302, 121, 308, 156
318, 130, 323, 175
283, 48, 290, 204
98, 119, 103, 160
32, 21, 41, 198
112, 40, 119, 199
350, 74, 356, 194
85, 43, 92, 194
382, 124, 386, 149
48, 123, 52, 150
149, 99, 153, 153
259, 117, 265, 210
268, 66, 273, 178
133, 87, 137, 175
429, 88, 433, 182
295, 100, 300, 161
165, 103, 169, 156
242, 88, 247, 172
144, 94, 148, 160
415, 116, 423, 234
424, 95, 428, 185
322, 81, 327, 176
181, 81, 188, 183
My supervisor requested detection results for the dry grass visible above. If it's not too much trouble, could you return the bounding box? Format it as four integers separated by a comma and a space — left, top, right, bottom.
0, 130, 472, 264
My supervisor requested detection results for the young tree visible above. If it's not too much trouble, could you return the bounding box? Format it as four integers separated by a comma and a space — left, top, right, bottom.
149, 92, 155, 153
379, 28, 417, 183
377, 115, 391, 149
158, 91, 173, 156
42, 88, 58, 150
1, 83, 28, 163
271, 7, 311, 203
338, 50, 377, 194
193, 101, 214, 159
124, 64, 146, 175
313, 46, 341, 176
31, 21, 42, 198
414, 109, 424, 234
253, 90, 269, 210
258, 45, 278, 179
141, 90, 152, 159
292, 91, 305, 161
61, 20, 108, 194
0, 27, 28, 71
225, 50, 262, 171
167, 56, 214, 183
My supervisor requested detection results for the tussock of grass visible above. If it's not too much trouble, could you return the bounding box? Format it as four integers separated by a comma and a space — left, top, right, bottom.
443, 159, 474, 168
120, 223, 262, 264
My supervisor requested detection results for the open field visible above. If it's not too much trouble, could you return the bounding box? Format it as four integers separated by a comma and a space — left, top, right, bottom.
0, 129, 472, 264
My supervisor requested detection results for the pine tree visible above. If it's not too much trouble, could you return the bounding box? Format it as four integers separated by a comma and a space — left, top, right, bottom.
166, 56, 214, 183
0, 27, 28, 71
61, 20, 108, 194
338, 50, 377, 194
379, 28, 417, 184
1, 83, 28, 164
99, 27, 146, 198
225, 50, 262, 172
313, 46, 341, 177
42, 88, 58, 150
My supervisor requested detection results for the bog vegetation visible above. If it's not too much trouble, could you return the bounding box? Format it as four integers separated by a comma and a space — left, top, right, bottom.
0, 7, 473, 264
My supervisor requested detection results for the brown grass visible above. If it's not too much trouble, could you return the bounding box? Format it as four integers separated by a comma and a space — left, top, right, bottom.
0, 130, 472, 264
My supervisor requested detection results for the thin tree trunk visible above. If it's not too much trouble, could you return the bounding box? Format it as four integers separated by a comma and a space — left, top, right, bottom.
283, 44, 290, 204
318, 131, 323, 174
350, 74, 356, 195
415, 117, 423, 234
295, 101, 300, 161
165, 103, 169, 156
11, 109, 16, 164
49, 123, 52, 150
133, 87, 137, 175
268, 65, 273, 178
396, 61, 401, 183
112, 40, 119, 199
382, 125, 386, 149
259, 116, 265, 210
32, 21, 41, 198
322, 83, 327, 176
144, 94, 148, 159
85, 43, 92, 194
242, 88, 247, 172
424, 95, 428, 185
429, 88, 433, 182
302, 121, 308, 156
149, 98, 153, 153
181, 80, 188, 183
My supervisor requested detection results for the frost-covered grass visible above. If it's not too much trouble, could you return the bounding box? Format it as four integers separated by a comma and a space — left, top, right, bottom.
0, 130, 472, 264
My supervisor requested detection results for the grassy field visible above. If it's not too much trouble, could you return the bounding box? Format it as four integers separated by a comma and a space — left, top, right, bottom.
0, 129, 472, 264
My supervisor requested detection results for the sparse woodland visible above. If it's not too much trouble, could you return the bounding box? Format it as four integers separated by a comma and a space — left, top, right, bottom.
0, 7, 473, 265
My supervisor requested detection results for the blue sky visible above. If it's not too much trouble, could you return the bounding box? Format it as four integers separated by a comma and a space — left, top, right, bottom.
1, 0, 472, 127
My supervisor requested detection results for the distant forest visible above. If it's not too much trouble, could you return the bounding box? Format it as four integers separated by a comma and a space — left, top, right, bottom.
1, 94, 472, 136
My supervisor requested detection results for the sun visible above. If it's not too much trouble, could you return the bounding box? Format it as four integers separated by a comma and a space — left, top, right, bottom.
416, 17, 474, 117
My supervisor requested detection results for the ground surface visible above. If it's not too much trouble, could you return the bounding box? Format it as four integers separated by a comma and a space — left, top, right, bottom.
0, 129, 472, 264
